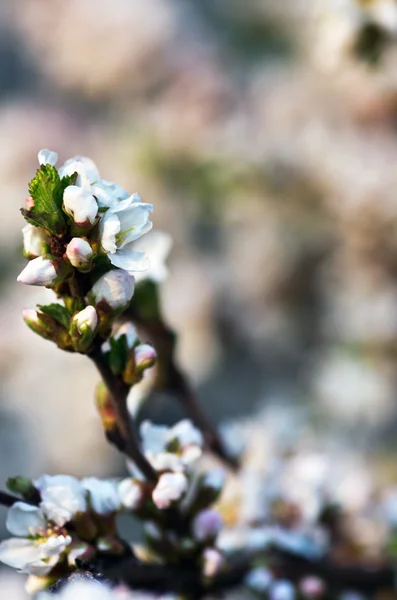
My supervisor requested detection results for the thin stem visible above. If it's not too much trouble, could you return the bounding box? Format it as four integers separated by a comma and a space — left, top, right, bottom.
89, 345, 157, 482
128, 315, 239, 470
0, 491, 37, 507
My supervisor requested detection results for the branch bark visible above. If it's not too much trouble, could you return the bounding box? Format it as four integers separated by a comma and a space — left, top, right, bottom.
89, 344, 157, 482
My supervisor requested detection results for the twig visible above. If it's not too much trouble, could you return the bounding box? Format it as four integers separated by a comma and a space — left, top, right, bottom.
126, 309, 239, 470
0, 490, 27, 508
101, 547, 397, 598
89, 344, 157, 482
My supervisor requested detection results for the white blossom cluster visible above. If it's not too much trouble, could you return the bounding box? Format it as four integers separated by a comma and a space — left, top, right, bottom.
0, 420, 227, 595
38, 578, 177, 600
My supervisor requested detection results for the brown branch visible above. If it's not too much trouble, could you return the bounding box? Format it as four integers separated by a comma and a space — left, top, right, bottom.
126, 309, 239, 470
101, 547, 397, 598
0, 490, 28, 508
89, 344, 157, 482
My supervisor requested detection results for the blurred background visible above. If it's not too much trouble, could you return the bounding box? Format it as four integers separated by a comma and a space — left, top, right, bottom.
2, 0, 397, 595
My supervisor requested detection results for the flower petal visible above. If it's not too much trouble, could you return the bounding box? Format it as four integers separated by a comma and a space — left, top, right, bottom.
108, 249, 150, 273
100, 213, 120, 254
82, 478, 121, 515
38, 149, 58, 167
0, 538, 41, 570
6, 502, 45, 537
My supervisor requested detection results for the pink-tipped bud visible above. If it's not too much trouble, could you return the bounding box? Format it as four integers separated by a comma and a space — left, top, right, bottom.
134, 343, 157, 371
203, 548, 224, 578
152, 473, 188, 510
91, 270, 135, 311
17, 257, 57, 286
71, 306, 98, 352
66, 238, 94, 270
73, 306, 98, 334
300, 577, 325, 598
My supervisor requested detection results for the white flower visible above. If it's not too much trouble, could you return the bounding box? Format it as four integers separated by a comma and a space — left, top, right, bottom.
270, 581, 295, 600
38, 149, 58, 167
135, 344, 157, 370
22, 224, 49, 258
82, 478, 121, 515
140, 421, 169, 454
59, 156, 100, 188
245, 567, 273, 593
35, 475, 87, 527
152, 472, 188, 509
99, 194, 153, 271
0, 502, 71, 575
38, 579, 115, 600
91, 269, 135, 310
168, 420, 203, 449
192, 509, 223, 542
17, 256, 57, 286
147, 452, 184, 473
133, 231, 173, 284
63, 185, 98, 226
118, 478, 143, 510
92, 179, 130, 208
66, 238, 93, 269
203, 548, 224, 578
73, 306, 98, 334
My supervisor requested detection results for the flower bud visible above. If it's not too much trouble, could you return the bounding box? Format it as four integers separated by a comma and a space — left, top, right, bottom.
152, 472, 188, 510
63, 185, 98, 228
38, 148, 58, 166
123, 342, 156, 385
74, 306, 98, 334
22, 224, 49, 259
70, 306, 98, 352
91, 270, 135, 311
270, 581, 296, 600
203, 548, 224, 578
192, 509, 223, 542
245, 567, 273, 593
23, 308, 73, 350
134, 343, 157, 371
17, 256, 57, 286
118, 478, 145, 511
66, 238, 94, 271
23, 309, 57, 340
300, 577, 325, 598
95, 382, 117, 432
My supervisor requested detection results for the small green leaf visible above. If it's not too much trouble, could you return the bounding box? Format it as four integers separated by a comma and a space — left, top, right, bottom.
107, 335, 129, 375
38, 303, 71, 329
25, 166, 77, 235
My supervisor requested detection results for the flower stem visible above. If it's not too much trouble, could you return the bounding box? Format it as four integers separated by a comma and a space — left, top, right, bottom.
0, 490, 36, 507
89, 344, 157, 482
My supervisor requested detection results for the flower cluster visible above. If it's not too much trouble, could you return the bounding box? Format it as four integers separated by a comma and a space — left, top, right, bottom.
119, 420, 226, 575
38, 578, 177, 600
17, 149, 162, 354
0, 420, 227, 595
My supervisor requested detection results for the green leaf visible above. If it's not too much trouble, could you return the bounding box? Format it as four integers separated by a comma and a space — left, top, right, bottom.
25, 166, 76, 235
38, 303, 71, 329
107, 335, 129, 375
